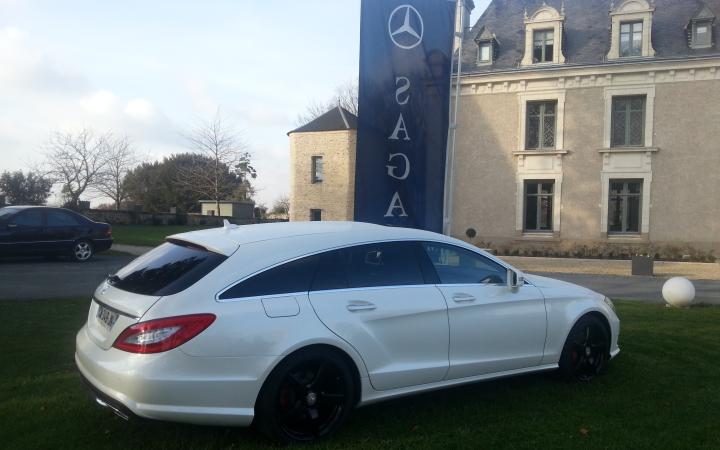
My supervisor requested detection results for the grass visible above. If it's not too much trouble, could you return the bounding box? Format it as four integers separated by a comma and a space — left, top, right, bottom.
1, 300, 718, 449
111, 225, 216, 247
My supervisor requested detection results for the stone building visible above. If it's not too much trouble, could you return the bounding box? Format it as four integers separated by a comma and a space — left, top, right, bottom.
288, 106, 357, 222
450, 0, 720, 259
290, 0, 720, 259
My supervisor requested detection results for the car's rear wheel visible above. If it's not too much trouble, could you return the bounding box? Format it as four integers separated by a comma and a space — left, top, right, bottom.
559, 315, 609, 382
255, 348, 355, 444
72, 240, 94, 262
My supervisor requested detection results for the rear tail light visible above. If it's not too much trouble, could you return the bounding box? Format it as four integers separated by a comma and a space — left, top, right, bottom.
106, 227, 112, 237
112, 314, 216, 354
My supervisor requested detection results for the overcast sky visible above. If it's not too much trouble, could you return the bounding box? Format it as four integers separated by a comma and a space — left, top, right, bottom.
0, 0, 489, 207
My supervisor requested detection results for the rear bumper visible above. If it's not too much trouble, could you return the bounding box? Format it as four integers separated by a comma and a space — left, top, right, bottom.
93, 238, 113, 253
75, 324, 273, 426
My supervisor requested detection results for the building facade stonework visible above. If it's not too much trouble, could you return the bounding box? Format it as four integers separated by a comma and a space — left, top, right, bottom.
450, 0, 720, 259
290, 0, 720, 260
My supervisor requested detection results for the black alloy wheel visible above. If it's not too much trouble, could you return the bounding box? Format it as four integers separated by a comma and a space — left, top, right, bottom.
255, 349, 355, 443
559, 315, 610, 382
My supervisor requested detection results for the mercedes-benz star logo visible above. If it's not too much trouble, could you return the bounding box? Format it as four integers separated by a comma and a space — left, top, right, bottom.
388, 4, 424, 50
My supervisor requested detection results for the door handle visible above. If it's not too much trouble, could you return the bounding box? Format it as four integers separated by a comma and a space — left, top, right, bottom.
346, 301, 377, 312
452, 293, 476, 303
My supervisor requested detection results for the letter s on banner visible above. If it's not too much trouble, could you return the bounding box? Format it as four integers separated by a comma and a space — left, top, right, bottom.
396, 77, 410, 105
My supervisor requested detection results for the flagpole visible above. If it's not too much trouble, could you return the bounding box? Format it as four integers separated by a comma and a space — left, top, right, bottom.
443, 0, 464, 235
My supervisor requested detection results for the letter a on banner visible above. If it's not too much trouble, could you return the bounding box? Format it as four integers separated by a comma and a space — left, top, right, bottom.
354, 0, 456, 232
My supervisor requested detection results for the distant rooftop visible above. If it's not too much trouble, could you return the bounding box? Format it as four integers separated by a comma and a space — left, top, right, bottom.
288, 105, 358, 135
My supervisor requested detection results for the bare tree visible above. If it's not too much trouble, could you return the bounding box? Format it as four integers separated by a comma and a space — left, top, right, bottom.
42, 128, 109, 209
95, 134, 138, 210
270, 194, 290, 218
176, 110, 256, 215
295, 80, 358, 126
334, 81, 359, 116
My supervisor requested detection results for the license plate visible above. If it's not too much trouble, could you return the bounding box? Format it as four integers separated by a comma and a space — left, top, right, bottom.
96, 305, 119, 330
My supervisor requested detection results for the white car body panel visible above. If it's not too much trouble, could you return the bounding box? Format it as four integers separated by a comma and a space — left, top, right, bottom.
437, 283, 547, 379
76, 221, 620, 427
309, 285, 449, 391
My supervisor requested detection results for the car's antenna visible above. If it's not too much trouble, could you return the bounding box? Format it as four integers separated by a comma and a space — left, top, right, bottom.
222, 219, 239, 230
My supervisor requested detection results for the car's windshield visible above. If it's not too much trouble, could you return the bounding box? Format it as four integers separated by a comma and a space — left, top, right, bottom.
108, 241, 227, 296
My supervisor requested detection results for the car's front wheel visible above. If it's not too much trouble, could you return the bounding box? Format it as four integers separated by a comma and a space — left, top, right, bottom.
72, 240, 94, 262
559, 315, 609, 382
255, 348, 356, 444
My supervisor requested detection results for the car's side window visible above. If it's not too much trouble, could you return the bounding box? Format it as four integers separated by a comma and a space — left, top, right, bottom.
12, 210, 43, 227
422, 242, 507, 285
219, 254, 319, 300
46, 210, 80, 227
311, 249, 349, 291
344, 242, 425, 289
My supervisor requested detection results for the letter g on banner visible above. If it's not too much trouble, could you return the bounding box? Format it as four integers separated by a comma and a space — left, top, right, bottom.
388, 5, 424, 50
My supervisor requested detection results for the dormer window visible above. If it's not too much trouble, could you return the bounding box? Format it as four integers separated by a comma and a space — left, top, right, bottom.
474, 26, 497, 65
694, 22, 712, 47
533, 29, 555, 62
607, 0, 655, 60
688, 4, 716, 49
620, 21, 643, 57
479, 42, 492, 62
521, 4, 566, 67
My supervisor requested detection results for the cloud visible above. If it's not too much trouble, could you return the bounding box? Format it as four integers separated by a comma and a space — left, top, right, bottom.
0, 27, 89, 95
124, 98, 157, 121
79, 90, 117, 114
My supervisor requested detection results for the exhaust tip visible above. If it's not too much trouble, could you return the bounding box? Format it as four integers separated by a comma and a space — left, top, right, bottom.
95, 397, 130, 421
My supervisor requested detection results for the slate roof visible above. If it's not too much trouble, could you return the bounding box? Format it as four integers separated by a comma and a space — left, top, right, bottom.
461, 0, 720, 74
288, 105, 358, 134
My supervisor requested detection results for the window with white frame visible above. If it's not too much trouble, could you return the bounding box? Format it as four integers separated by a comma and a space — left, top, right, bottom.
603, 86, 654, 149
520, 5, 565, 66
608, 179, 643, 234
533, 29, 555, 63
524, 180, 555, 232
620, 21, 643, 57
518, 91, 565, 152
607, 0, 655, 60
526, 101, 557, 150
611, 95, 646, 147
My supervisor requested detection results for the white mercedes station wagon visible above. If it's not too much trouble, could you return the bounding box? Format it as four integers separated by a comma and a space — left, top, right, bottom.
76, 221, 620, 443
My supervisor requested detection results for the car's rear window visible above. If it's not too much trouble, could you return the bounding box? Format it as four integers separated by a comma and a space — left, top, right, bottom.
108, 242, 227, 296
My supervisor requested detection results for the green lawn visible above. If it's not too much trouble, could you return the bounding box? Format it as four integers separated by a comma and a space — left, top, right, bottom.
1, 300, 718, 449
111, 225, 216, 247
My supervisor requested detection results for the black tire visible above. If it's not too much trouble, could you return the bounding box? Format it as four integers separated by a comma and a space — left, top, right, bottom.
71, 239, 94, 262
558, 315, 610, 382
254, 348, 356, 444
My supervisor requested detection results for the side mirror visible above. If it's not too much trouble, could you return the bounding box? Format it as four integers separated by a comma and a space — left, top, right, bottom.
507, 268, 524, 290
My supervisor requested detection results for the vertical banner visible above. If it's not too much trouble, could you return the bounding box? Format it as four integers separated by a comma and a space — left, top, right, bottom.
355, 0, 456, 232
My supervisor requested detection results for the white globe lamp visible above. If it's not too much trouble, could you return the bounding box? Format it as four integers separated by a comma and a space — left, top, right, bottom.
662, 277, 696, 307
